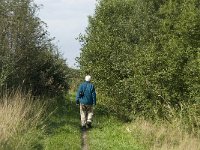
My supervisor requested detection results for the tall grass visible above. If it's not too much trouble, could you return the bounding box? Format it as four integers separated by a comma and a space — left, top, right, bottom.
126, 118, 200, 150
0, 90, 45, 150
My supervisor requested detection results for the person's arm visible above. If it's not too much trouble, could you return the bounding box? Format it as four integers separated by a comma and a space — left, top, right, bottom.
92, 85, 96, 105
76, 84, 82, 104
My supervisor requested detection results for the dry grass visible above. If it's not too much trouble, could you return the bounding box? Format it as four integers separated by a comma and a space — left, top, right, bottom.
126, 118, 200, 150
0, 90, 45, 149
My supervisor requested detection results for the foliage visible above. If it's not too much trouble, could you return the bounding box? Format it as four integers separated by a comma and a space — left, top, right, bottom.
0, 0, 69, 96
78, 0, 200, 121
68, 68, 82, 92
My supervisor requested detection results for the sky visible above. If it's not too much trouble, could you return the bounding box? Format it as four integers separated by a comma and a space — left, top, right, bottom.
34, 0, 97, 68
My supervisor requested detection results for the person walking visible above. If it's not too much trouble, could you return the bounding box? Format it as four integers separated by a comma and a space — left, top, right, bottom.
76, 75, 96, 130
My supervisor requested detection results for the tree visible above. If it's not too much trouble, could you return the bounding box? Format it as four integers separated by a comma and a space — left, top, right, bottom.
78, 0, 200, 120
0, 0, 70, 96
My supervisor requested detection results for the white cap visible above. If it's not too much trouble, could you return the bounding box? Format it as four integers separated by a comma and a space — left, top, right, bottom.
85, 75, 91, 81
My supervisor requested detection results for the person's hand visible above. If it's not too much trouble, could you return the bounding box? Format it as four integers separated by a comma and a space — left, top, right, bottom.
76, 100, 80, 106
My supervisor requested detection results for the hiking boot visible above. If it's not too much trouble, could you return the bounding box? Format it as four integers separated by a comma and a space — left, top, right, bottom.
87, 122, 92, 128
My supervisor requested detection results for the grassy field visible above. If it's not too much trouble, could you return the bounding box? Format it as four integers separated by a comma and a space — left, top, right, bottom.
41, 93, 81, 150
1, 91, 199, 150
40, 93, 200, 150
41, 93, 147, 150
0, 91, 81, 150
87, 116, 146, 150
126, 119, 200, 150
87, 111, 200, 150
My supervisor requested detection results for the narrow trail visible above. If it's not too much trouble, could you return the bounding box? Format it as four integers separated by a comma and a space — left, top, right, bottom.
81, 130, 88, 150
69, 92, 89, 150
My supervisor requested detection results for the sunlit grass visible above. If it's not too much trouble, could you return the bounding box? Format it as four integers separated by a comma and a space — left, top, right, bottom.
87, 111, 146, 150
42, 92, 81, 150
126, 118, 200, 150
2, 89, 197, 150
87, 100, 200, 150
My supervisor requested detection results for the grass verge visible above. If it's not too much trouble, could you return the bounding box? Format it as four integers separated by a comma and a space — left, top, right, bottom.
42, 93, 81, 150
87, 105, 200, 150
0, 90, 45, 150
126, 118, 200, 150
87, 107, 146, 150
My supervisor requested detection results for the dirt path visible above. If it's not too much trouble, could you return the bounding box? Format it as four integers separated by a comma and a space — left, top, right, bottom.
81, 130, 88, 150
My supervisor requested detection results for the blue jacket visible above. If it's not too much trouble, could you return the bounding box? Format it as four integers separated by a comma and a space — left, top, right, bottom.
76, 81, 96, 105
